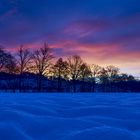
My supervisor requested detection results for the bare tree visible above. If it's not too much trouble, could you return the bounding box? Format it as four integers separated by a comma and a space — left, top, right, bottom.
105, 65, 119, 81
0, 48, 5, 71
105, 65, 119, 91
0, 48, 17, 92
0, 48, 12, 72
68, 55, 83, 92
32, 43, 53, 92
52, 58, 69, 92
16, 46, 31, 92
80, 63, 91, 80
90, 64, 102, 92
5, 54, 17, 92
5, 53, 17, 74
91, 64, 102, 78
98, 65, 119, 92
80, 63, 91, 92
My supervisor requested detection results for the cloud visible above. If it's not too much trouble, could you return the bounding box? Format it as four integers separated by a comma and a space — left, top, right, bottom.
0, 0, 140, 76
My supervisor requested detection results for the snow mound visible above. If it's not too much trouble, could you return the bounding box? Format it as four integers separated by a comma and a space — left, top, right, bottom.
0, 93, 140, 140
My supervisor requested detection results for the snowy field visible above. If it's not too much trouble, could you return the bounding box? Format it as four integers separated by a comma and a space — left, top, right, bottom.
0, 93, 140, 140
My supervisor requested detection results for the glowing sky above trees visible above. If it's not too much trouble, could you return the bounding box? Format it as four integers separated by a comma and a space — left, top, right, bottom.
0, 0, 140, 76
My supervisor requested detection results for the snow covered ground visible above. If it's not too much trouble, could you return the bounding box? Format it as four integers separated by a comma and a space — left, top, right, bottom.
0, 93, 140, 140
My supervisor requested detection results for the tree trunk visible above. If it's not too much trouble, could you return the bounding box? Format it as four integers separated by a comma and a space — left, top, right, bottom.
38, 74, 42, 92
19, 73, 22, 92
73, 79, 76, 92
57, 76, 62, 92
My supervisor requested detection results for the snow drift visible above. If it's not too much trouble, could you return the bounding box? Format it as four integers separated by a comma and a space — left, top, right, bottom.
0, 93, 140, 140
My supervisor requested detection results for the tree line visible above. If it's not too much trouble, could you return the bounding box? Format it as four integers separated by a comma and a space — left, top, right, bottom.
0, 43, 140, 93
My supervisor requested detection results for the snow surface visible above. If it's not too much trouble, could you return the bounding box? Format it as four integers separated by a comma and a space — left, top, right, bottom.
0, 93, 140, 140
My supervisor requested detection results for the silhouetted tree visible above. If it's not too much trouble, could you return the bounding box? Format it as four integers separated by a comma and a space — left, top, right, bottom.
0, 48, 17, 91
105, 65, 120, 91
52, 58, 69, 92
80, 63, 91, 80
116, 73, 135, 92
32, 43, 53, 92
105, 65, 119, 81
97, 65, 120, 92
68, 55, 83, 92
5, 53, 17, 74
99, 68, 109, 92
4, 53, 18, 92
0, 46, 139, 93
90, 64, 102, 92
118, 73, 135, 82
0, 48, 14, 72
16, 46, 31, 92
0, 48, 6, 71
79, 63, 91, 92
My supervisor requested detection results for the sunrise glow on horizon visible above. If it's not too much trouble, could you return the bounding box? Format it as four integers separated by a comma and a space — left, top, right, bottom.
0, 0, 140, 76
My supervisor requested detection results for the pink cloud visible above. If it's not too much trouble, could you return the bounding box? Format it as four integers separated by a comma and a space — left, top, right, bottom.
5, 38, 140, 76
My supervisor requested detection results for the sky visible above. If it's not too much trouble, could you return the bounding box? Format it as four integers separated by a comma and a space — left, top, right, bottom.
0, 0, 140, 76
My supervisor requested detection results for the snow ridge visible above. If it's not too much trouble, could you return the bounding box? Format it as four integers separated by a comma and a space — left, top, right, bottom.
0, 93, 140, 140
